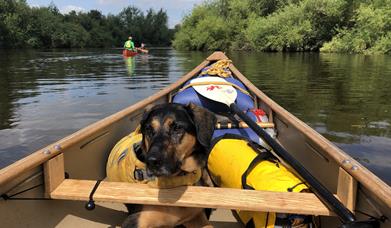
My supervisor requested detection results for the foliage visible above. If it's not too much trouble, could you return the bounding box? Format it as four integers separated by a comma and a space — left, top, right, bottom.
172, 4, 231, 50
245, 0, 348, 51
245, 4, 312, 51
0, 1, 173, 48
321, 2, 391, 54
173, 0, 390, 54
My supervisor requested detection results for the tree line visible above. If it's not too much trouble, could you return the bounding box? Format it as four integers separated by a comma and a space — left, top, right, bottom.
173, 0, 390, 54
0, 0, 174, 48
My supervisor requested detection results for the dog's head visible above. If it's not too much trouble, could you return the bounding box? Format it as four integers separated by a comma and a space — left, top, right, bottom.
140, 103, 216, 177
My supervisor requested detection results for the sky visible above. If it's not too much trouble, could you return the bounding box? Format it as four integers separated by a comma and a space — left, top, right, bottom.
26, 0, 204, 28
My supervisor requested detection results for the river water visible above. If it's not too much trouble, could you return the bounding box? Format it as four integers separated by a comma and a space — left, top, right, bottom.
0, 49, 390, 185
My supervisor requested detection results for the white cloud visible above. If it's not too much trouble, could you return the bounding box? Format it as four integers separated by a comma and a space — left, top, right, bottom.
132, 0, 202, 10
60, 5, 86, 14
129, 0, 203, 27
98, 0, 127, 5
29, 4, 41, 8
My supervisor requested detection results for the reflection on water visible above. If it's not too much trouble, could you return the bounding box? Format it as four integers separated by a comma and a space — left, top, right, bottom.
0, 48, 194, 167
0, 49, 390, 185
124, 56, 135, 76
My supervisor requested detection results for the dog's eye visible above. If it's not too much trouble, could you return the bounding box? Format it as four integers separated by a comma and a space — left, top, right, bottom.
171, 123, 184, 133
145, 125, 155, 136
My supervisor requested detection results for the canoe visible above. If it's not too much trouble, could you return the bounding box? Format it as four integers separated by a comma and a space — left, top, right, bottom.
122, 49, 138, 57
1, 52, 390, 227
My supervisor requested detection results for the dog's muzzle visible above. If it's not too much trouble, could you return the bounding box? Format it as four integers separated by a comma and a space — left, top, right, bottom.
146, 145, 179, 177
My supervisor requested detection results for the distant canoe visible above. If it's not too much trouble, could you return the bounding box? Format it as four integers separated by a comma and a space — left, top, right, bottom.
122, 48, 149, 57
122, 49, 138, 57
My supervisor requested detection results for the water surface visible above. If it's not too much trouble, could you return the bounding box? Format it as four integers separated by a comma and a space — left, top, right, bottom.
0, 49, 390, 185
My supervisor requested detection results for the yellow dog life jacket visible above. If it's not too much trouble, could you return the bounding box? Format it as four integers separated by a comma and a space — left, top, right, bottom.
207, 135, 308, 227
106, 130, 202, 188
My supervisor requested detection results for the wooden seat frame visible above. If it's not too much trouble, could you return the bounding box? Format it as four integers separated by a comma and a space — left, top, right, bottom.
44, 153, 357, 217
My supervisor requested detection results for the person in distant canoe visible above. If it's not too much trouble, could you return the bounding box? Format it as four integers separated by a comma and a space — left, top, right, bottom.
138, 43, 149, 54
124, 36, 135, 51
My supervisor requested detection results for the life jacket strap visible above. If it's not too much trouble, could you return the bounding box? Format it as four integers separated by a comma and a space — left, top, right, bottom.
133, 168, 147, 181
241, 151, 274, 190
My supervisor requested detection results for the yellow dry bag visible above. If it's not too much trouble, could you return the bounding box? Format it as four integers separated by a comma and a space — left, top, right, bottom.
207, 135, 308, 227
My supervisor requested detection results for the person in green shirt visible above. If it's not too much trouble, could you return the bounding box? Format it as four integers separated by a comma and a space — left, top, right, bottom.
124, 36, 135, 51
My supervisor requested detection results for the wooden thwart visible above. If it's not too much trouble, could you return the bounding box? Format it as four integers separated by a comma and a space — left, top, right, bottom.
51, 179, 335, 216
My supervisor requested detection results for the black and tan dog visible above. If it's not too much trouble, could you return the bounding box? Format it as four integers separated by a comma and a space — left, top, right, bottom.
122, 103, 216, 228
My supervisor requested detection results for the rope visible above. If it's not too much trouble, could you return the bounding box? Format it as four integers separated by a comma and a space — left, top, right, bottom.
1, 183, 50, 200
355, 210, 388, 222
200, 59, 232, 78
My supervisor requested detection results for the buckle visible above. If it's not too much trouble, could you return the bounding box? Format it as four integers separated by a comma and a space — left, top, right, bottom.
134, 169, 144, 181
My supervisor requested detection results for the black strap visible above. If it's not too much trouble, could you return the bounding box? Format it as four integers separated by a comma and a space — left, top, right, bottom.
1, 183, 43, 200
247, 141, 272, 156
287, 182, 305, 192
244, 218, 255, 228
1, 183, 51, 201
241, 152, 273, 189
264, 212, 270, 228
85, 180, 102, 210
354, 210, 388, 223
208, 133, 271, 158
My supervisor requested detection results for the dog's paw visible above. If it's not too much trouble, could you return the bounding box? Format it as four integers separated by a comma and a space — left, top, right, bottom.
121, 213, 140, 228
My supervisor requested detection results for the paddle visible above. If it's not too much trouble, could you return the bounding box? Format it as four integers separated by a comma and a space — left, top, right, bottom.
191, 76, 360, 225
136, 47, 149, 53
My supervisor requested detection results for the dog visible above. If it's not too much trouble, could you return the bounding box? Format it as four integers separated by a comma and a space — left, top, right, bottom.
122, 103, 216, 228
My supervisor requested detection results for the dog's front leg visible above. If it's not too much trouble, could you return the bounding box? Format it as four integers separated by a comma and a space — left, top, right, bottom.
182, 210, 213, 228
122, 205, 208, 228
122, 212, 142, 228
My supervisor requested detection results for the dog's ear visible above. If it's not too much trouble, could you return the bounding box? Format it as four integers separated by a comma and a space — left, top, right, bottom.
140, 104, 155, 129
186, 103, 216, 148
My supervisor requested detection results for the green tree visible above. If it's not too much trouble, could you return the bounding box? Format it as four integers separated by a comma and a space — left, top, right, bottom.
173, 0, 390, 54
27, 7, 60, 47
118, 6, 144, 45
0, 1, 173, 48
173, 3, 231, 50
0, 0, 31, 47
321, 2, 391, 54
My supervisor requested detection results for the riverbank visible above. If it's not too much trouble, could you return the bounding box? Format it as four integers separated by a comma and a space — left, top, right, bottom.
173, 0, 390, 54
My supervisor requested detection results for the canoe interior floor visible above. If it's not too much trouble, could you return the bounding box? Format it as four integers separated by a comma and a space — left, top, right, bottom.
54, 202, 241, 228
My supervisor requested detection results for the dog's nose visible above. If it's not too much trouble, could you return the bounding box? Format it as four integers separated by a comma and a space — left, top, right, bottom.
146, 156, 162, 169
